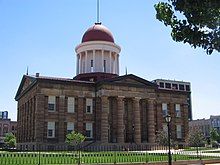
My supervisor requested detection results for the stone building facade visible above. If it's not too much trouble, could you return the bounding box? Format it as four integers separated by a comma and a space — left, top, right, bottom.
189, 115, 220, 139
15, 23, 190, 150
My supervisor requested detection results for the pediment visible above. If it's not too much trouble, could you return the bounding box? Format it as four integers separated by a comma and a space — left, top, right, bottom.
100, 74, 157, 88
15, 75, 36, 100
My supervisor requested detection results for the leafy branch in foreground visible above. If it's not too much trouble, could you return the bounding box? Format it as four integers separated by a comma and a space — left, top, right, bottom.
155, 0, 220, 55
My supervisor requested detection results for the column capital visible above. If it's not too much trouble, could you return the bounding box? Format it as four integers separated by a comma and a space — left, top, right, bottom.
134, 97, 141, 101
148, 98, 156, 103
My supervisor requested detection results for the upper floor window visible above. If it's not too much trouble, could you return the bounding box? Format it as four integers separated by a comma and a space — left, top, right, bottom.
47, 122, 55, 138
165, 83, 171, 89
162, 103, 168, 117
48, 96, 56, 111
86, 98, 93, 114
67, 122, 74, 134
186, 85, 190, 91
67, 97, 75, 113
172, 84, 178, 90
179, 84, 185, 91
159, 82, 164, 88
175, 104, 181, 117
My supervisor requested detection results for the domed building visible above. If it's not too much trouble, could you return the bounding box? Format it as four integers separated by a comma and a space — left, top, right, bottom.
15, 23, 192, 151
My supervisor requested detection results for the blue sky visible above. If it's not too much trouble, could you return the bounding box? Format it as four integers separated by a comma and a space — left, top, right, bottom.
0, 0, 219, 121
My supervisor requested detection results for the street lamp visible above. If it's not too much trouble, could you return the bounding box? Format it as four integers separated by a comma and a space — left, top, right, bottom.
165, 114, 172, 165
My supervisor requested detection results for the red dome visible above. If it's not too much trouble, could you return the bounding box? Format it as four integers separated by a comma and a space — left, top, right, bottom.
82, 23, 114, 43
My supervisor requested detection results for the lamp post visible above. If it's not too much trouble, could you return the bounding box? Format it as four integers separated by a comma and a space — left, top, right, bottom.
165, 114, 172, 165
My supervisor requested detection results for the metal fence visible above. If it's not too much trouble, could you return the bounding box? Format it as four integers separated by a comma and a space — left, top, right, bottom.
0, 147, 219, 165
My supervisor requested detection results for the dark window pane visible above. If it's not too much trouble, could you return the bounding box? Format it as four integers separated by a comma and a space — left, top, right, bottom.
87, 106, 91, 113
172, 84, 178, 90
179, 84, 185, 90
165, 83, 171, 89
159, 82, 164, 88
186, 85, 190, 91
48, 130, 53, 137
86, 130, 91, 138
67, 130, 72, 134
48, 104, 55, 111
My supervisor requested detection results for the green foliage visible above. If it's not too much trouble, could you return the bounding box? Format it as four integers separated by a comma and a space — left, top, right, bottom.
155, 0, 220, 55
210, 128, 220, 142
187, 128, 206, 147
210, 128, 220, 147
65, 131, 85, 146
4, 133, 16, 148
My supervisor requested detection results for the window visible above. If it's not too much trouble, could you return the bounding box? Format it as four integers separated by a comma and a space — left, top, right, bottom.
91, 60, 94, 72
86, 98, 93, 114
159, 82, 164, 88
47, 122, 55, 138
175, 104, 181, 117
176, 125, 182, 139
48, 96, 56, 111
172, 84, 178, 90
186, 85, 190, 91
67, 97, 75, 113
67, 122, 74, 134
165, 83, 171, 89
103, 60, 106, 72
162, 103, 168, 116
179, 84, 185, 91
85, 123, 93, 138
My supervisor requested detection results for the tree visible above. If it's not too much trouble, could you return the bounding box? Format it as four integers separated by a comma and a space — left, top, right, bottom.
156, 130, 169, 146
66, 131, 85, 165
187, 128, 206, 157
66, 131, 86, 147
188, 128, 206, 147
210, 128, 220, 147
156, 130, 174, 147
4, 133, 16, 149
154, 0, 220, 55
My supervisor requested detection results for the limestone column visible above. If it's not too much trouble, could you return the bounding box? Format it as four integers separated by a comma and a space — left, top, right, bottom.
35, 94, 45, 143
101, 96, 109, 143
85, 51, 88, 72
148, 99, 156, 143
58, 95, 65, 142
117, 54, 119, 74
109, 51, 111, 73
117, 96, 125, 143
133, 97, 141, 143
93, 50, 95, 72
79, 53, 82, 74
183, 103, 189, 141
76, 54, 79, 75
77, 97, 84, 134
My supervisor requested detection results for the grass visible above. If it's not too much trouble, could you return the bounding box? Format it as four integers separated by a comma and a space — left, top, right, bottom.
0, 150, 219, 165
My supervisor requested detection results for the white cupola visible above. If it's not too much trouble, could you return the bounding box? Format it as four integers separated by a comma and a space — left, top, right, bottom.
75, 23, 121, 76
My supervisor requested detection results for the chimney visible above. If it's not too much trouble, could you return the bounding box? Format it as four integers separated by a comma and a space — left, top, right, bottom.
36, 73, 40, 77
